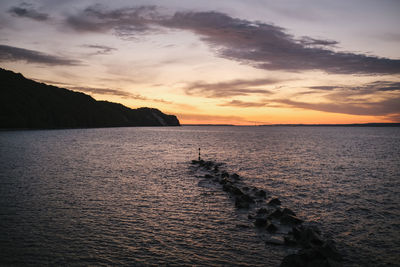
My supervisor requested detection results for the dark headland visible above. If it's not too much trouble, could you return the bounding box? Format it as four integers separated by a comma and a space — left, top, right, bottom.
0, 68, 180, 129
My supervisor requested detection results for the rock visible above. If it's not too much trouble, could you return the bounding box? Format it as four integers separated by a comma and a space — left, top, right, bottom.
284, 235, 297, 246
235, 194, 255, 209
235, 199, 250, 209
242, 186, 249, 191
266, 223, 278, 233
204, 174, 213, 178
293, 226, 324, 247
280, 253, 306, 267
298, 247, 342, 267
282, 208, 296, 216
266, 236, 285, 246
327, 258, 343, 267
231, 186, 244, 196
254, 217, 268, 227
231, 173, 240, 180
219, 177, 229, 185
318, 240, 342, 261
222, 183, 233, 192
268, 198, 281, 206
257, 208, 268, 215
280, 214, 304, 225
269, 208, 283, 218
213, 165, 219, 172
202, 161, 215, 170
255, 189, 267, 198
248, 214, 254, 220
221, 171, 229, 178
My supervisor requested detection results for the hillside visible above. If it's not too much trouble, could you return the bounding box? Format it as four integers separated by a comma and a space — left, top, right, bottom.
0, 68, 180, 129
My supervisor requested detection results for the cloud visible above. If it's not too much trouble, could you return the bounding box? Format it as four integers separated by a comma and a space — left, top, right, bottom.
82, 44, 117, 55
298, 37, 339, 48
308, 86, 339, 91
70, 86, 171, 104
367, 81, 400, 92
8, 3, 49, 21
184, 78, 275, 98
219, 100, 267, 107
64, 6, 400, 74
307, 81, 400, 96
66, 5, 160, 35
0, 44, 80, 65
167, 11, 400, 74
276, 97, 400, 116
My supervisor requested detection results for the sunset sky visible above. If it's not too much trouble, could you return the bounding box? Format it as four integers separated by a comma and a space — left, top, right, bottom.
1, 0, 399, 125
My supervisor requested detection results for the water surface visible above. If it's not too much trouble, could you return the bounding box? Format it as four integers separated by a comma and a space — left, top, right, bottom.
0, 126, 399, 266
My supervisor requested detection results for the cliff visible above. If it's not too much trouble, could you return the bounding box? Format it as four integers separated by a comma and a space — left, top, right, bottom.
0, 68, 180, 129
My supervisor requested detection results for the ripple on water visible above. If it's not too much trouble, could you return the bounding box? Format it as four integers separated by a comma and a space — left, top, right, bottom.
0, 126, 399, 266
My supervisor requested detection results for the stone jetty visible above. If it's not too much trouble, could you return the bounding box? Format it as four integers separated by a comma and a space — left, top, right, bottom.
191, 159, 343, 267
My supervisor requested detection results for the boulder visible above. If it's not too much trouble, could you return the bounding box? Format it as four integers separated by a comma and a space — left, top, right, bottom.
268, 198, 281, 206
318, 240, 342, 261
219, 177, 230, 185
269, 208, 283, 218
284, 235, 297, 246
256, 208, 268, 215
255, 189, 267, 198
213, 165, 219, 173
231, 186, 244, 196
254, 217, 268, 227
292, 226, 324, 247
282, 208, 296, 216
231, 173, 240, 180
221, 171, 229, 178
280, 214, 304, 225
235, 194, 255, 209
280, 253, 306, 267
222, 183, 233, 192
266, 223, 278, 233
266, 236, 285, 246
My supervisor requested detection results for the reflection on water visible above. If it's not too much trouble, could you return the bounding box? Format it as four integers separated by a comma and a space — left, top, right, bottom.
0, 126, 399, 266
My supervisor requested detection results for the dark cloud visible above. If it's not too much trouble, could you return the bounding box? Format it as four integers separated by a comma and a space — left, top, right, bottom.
82, 44, 117, 55
307, 81, 400, 96
219, 100, 267, 107
66, 5, 160, 35
185, 79, 275, 98
367, 81, 400, 92
0, 44, 80, 65
217, 79, 400, 118
64, 6, 400, 74
8, 3, 49, 21
168, 11, 400, 74
276, 97, 400, 116
308, 86, 339, 91
298, 37, 339, 48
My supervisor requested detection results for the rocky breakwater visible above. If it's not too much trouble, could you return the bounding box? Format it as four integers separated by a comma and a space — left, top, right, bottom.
191, 159, 343, 267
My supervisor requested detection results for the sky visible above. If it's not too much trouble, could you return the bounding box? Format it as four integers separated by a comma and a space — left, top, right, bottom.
0, 0, 399, 125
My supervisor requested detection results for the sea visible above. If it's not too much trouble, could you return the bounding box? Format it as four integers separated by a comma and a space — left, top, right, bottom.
0, 126, 399, 266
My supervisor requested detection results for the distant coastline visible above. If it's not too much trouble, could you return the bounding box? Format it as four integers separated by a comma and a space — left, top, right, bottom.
183, 123, 400, 127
